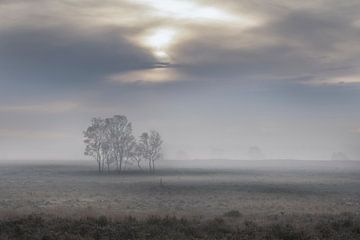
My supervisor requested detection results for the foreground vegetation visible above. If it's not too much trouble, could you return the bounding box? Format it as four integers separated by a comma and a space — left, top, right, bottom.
0, 213, 359, 240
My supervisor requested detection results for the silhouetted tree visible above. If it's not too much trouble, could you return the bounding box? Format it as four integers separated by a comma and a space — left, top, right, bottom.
129, 141, 144, 170
149, 131, 163, 172
84, 115, 163, 173
139, 131, 163, 173
105, 115, 134, 173
84, 118, 106, 173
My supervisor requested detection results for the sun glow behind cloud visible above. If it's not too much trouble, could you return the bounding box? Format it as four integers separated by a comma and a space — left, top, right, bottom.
128, 0, 260, 62
116, 27, 181, 83
130, 0, 251, 24
142, 27, 177, 60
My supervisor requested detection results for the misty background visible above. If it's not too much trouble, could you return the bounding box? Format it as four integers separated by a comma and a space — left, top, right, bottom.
0, 0, 360, 161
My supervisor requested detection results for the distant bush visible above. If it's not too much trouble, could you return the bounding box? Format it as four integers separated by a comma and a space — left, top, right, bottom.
0, 213, 359, 240
223, 210, 242, 218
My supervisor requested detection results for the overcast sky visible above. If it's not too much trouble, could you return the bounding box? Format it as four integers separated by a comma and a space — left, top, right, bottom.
0, 0, 360, 161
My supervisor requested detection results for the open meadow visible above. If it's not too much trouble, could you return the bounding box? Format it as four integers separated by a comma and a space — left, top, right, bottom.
0, 160, 360, 239
0, 160, 359, 218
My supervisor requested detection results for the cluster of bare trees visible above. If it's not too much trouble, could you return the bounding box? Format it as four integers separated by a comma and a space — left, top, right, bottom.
83, 115, 163, 173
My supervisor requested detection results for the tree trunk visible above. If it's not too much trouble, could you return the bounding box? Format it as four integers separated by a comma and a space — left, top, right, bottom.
119, 156, 123, 173
115, 154, 119, 172
97, 153, 101, 173
101, 158, 105, 172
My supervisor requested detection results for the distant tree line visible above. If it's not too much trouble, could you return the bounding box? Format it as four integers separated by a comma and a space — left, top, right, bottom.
83, 115, 163, 173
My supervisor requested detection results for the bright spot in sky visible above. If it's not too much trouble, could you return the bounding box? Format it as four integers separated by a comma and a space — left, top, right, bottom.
145, 28, 177, 50
129, 0, 261, 60
143, 28, 177, 60
132, 0, 239, 23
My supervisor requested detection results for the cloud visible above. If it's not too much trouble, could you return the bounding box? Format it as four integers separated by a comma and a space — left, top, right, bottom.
2, 0, 358, 87
128, 0, 258, 26
0, 0, 267, 86
0, 101, 80, 114
177, 8, 359, 82
108, 67, 179, 83
1, 26, 158, 85
307, 75, 360, 85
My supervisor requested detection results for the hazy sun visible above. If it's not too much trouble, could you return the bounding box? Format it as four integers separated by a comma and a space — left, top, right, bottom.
142, 27, 178, 61
129, 0, 261, 61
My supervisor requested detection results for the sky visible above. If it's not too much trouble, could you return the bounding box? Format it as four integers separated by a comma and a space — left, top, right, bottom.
0, 0, 360, 161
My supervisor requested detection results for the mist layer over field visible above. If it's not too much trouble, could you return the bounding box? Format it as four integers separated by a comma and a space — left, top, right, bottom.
0, 160, 359, 218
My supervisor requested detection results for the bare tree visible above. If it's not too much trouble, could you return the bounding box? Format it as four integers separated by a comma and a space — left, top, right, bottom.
139, 132, 151, 171
106, 115, 134, 173
123, 132, 136, 170
101, 142, 113, 173
84, 118, 106, 173
139, 131, 163, 173
84, 115, 163, 174
129, 139, 147, 170
149, 130, 163, 173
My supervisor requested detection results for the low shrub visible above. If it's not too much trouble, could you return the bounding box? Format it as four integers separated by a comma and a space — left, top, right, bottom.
223, 210, 242, 218
0, 213, 359, 240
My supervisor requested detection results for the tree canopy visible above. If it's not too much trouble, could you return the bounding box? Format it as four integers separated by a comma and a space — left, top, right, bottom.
84, 115, 163, 173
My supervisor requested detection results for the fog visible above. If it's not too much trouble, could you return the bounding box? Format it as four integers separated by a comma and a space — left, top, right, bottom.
2, 2, 360, 239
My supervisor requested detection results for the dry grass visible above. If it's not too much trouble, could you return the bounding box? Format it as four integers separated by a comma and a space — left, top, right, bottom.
0, 213, 359, 240
0, 161, 359, 218
0, 161, 359, 238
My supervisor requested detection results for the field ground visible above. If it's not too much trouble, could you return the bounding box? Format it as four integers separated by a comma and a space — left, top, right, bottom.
1, 213, 360, 239
0, 160, 359, 219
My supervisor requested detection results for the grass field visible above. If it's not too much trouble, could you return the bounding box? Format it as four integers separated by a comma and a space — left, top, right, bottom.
0, 160, 359, 239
